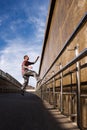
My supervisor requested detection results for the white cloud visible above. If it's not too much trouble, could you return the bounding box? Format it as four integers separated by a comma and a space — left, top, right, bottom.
0, 38, 41, 87
0, 19, 2, 26
7, 7, 46, 41
39, 5, 48, 17
0, 2, 49, 87
22, 3, 48, 41
0, 15, 9, 26
29, 16, 46, 39
9, 19, 26, 32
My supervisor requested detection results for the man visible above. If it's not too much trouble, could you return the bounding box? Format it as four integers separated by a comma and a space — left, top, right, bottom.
21, 55, 39, 95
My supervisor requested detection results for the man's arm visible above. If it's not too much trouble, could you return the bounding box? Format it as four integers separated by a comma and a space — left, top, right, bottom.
23, 65, 28, 69
34, 56, 39, 63
28, 56, 39, 65
23, 65, 32, 69
22, 61, 32, 69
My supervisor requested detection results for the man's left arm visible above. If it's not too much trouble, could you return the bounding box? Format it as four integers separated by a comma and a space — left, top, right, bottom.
34, 56, 39, 63
29, 56, 39, 65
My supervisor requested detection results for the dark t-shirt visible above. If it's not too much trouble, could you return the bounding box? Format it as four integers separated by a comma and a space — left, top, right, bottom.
22, 60, 34, 75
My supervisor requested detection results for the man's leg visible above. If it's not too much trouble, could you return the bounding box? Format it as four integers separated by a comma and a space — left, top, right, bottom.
22, 75, 29, 90
25, 70, 39, 81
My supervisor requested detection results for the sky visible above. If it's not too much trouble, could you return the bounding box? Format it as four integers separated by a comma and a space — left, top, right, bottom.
0, 0, 50, 87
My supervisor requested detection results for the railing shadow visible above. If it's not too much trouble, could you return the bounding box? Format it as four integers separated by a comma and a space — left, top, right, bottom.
0, 92, 79, 130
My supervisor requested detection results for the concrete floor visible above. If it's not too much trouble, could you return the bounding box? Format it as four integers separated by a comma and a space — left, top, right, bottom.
0, 92, 80, 130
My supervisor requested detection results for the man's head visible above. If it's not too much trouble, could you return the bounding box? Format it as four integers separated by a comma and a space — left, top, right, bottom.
24, 55, 29, 61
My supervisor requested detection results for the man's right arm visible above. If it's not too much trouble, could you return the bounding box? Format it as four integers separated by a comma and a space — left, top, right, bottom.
23, 65, 29, 69
22, 61, 29, 69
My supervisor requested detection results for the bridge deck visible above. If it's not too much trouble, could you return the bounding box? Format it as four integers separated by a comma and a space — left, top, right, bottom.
0, 92, 79, 130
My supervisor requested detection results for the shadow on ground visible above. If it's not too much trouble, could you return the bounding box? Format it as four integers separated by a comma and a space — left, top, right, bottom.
0, 92, 75, 130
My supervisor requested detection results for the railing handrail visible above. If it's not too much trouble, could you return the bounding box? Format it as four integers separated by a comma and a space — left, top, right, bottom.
41, 48, 87, 86
40, 13, 87, 81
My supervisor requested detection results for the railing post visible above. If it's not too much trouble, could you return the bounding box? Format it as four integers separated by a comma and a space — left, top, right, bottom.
44, 77, 47, 101
75, 45, 81, 129
70, 72, 76, 121
60, 64, 63, 113
52, 71, 56, 108
41, 85, 43, 100
38, 80, 42, 99
49, 86, 50, 103
70, 72, 73, 118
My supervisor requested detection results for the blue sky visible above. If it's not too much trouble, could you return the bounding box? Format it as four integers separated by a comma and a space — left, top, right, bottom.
0, 0, 50, 87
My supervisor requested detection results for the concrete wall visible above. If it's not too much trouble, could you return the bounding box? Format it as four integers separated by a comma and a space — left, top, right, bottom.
40, 0, 87, 79
38, 0, 87, 129
0, 70, 21, 93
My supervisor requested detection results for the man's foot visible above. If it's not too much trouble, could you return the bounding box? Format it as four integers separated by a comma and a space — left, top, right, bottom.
36, 74, 40, 82
21, 89, 24, 96
37, 77, 40, 82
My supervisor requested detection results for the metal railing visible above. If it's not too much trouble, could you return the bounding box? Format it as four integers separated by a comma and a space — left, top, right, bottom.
41, 48, 87, 86
40, 48, 87, 128
37, 13, 87, 130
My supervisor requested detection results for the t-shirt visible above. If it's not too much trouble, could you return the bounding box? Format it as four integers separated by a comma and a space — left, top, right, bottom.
22, 60, 34, 75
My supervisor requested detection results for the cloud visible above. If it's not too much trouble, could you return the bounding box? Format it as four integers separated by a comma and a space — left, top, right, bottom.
22, 2, 48, 40
0, 0, 49, 87
29, 16, 46, 39
0, 1, 48, 41
0, 19, 2, 26
39, 5, 48, 17
10, 19, 27, 32
0, 15, 9, 26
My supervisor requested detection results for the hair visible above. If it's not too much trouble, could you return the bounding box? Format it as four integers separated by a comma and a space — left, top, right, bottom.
24, 55, 29, 59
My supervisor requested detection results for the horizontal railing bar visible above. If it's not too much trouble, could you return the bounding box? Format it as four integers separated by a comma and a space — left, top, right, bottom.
56, 92, 61, 94
54, 92, 76, 95
81, 81, 87, 85
46, 81, 87, 89
42, 63, 87, 86
62, 63, 87, 78
46, 91, 76, 95
44, 91, 87, 96
62, 92, 76, 95
63, 70, 76, 77
54, 92, 60, 94
81, 63, 87, 69
41, 48, 87, 86
81, 95, 87, 97
46, 81, 53, 85
62, 113, 77, 117
40, 13, 87, 82
46, 70, 75, 84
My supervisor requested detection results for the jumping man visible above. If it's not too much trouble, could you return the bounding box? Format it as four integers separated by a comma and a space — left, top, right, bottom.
21, 55, 39, 95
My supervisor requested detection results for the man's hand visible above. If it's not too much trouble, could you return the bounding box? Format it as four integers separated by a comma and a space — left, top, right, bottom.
28, 66, 33, 69
37, 56, 39, 60
34, 56, 40, 63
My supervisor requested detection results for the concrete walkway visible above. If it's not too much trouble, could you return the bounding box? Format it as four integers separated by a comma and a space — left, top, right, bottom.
0, 92, 80, 130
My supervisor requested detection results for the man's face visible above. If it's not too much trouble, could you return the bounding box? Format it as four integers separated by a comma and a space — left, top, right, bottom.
25, 56, 29, 61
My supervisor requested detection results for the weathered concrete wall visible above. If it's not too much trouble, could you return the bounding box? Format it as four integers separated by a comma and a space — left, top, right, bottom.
38, 0, 87, 129
0, 70, 21, 93
40, 0, 87, 78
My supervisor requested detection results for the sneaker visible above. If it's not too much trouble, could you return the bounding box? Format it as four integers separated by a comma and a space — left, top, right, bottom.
21, 89, 24, 96
21, 86, 24, 90
36, 76, 40, 82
